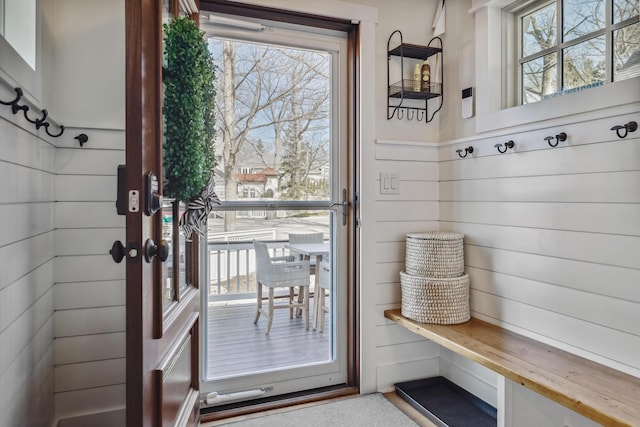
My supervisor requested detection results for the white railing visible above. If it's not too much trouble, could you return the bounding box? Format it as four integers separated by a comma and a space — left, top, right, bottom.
207, 229, 289, 301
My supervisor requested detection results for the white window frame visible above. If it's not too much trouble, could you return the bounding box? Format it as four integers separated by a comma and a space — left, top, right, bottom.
0, 0, 41, 101
514, 0, 639, 105
471, 0, 640, 133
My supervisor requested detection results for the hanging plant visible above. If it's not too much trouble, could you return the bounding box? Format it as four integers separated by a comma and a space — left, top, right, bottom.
163, 16, 220, 238
162, 16, 216, 203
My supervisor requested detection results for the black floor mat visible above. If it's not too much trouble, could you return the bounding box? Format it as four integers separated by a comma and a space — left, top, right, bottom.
395, 376, 497, 427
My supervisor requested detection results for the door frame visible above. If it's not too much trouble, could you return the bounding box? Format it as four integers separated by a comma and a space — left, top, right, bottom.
198, 0, 361, 422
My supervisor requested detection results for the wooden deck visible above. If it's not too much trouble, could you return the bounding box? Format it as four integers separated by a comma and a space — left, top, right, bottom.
206, 297, 332, 379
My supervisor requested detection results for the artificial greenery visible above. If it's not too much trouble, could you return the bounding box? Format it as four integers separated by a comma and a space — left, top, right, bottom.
162, 16, 216, 201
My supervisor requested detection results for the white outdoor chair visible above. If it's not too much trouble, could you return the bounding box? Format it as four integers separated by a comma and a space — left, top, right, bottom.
253, 241, 311, 334
314, 260, 331, 332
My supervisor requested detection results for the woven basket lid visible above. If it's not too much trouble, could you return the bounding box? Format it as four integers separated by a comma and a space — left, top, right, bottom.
406, 231, 464, 240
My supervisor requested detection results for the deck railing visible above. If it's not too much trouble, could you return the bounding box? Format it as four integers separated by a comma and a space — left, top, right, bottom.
207, 229, 289, 301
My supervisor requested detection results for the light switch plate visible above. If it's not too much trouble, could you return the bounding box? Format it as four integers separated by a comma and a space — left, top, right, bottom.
380, 172, 400, 194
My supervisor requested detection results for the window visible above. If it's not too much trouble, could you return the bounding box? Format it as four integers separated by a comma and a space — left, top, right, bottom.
0, 0, 36, 70
517, 0, 639, 104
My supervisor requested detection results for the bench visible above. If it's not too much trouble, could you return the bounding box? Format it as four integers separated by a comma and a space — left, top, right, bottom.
384, 309, 640, 427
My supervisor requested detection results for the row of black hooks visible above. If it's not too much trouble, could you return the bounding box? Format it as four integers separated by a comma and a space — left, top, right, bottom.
456, 120, 638, 159
457, 132, 569, 158
0, 87, 65, 138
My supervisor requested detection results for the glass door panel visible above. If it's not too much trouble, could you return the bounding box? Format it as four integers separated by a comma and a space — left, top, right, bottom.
199, 11, 349, 405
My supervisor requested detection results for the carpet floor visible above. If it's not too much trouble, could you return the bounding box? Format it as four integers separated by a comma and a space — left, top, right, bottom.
206, 393, 424, 426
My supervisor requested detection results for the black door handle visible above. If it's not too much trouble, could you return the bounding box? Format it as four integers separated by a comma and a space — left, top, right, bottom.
144, 239, 169, 263
110, 241, 126, 263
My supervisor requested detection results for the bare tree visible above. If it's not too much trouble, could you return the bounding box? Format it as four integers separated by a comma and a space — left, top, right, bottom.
212, 39, 330, 230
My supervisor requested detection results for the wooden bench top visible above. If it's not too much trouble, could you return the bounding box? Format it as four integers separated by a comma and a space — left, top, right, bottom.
384, 309, 640, 427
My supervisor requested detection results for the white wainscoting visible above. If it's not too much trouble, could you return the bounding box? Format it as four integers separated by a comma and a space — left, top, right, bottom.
370, 140, 441, 392
52, 129, 126, 419
373, 108, 640, 426
0, 102, 55, 427
436, 109, 640, 424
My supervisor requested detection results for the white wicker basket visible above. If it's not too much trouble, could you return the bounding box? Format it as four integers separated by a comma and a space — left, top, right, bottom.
405, 232, 464, 278
400, 271, 470, 324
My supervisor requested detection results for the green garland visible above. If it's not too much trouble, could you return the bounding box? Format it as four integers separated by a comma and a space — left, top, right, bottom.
163, 16, 216, 201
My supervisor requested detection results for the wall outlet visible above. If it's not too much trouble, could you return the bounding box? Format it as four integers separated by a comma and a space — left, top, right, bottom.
380, 172, 400, 194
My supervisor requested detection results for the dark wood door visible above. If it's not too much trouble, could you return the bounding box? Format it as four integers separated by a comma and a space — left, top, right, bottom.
125, 1, 200, 425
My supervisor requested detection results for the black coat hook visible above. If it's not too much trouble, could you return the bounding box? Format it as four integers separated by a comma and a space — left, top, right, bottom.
75, 133, 88, 147
610, 121, 638, 139
0, 87, 24, 114
456, 146, 474, 158
544, 132, 567, 147
41, 121, 65, 138
495, 140, 514, 153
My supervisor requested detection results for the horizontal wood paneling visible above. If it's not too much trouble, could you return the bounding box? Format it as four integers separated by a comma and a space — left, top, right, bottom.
370, 144, 441, 391
0, 344, 54, 427
55, 358, 125, 392
0, 162, 55, 203
374, 200, 439, 222
0, 232, 54, 291
440, 348, 498, 407
54, 281, 125, 310
0, 117, 56, 172
55, 228, 124, 256
0, 113, 55, 427
55, 175, 118, 202
0, 203, 54, 248
52, 127, 126, 421
441, 201, 640, 236
439, 113, 640, 379
54, 332, 125, 365
374, 220, 439, 242
55, 147, 124, 175
468, 267, 639, 336
375, 340, 440, 365
55, 202, 124, 229
54, 255, 125, 283
0, 289, 53, 376
0, 262, 53, 333
470, 290, 640, 373
54, 384, 126, 419
54, 306, 126, 337
440, 172, 640, 203
376, 357, 440, 393
374, 180, 439, 202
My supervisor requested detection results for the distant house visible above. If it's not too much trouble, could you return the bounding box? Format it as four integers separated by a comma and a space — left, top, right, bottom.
237, 166, 280, 199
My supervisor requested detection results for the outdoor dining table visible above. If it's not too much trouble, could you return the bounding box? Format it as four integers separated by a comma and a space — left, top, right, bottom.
284, 241, 330, 330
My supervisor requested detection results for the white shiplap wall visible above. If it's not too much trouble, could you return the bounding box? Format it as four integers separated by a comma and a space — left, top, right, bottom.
374, 107, 640, 424
439, 109, 640, 379
53, 130, 126, 420
371, 141, 442, 391
0, 98, 56, 427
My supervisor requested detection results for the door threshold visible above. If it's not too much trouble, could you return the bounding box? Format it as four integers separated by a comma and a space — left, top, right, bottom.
200, 385, 358, 425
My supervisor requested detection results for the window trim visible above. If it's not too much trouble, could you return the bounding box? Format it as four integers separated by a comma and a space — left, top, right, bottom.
0, 0, 41, 101
472, 0, 640, 134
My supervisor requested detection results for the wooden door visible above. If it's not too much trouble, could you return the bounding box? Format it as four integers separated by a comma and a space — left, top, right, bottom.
125, 1, 201, 425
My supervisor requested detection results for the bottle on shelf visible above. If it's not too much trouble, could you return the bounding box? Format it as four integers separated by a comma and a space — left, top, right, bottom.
413, 63, 421, 92
421, 59, 431, 92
